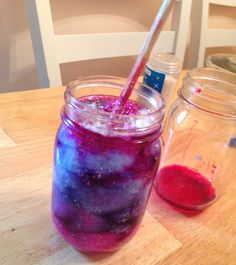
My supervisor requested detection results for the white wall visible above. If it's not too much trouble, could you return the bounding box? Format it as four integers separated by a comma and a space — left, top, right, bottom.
0, 0, 235, 92
0, 0, 38, 92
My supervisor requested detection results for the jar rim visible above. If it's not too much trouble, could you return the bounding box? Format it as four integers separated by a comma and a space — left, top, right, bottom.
64, 75, 165, 136
148, 53, 182, 74
180, 68, 236, 119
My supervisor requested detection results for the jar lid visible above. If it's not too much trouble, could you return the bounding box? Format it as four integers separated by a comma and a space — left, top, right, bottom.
148, 53, 182, 74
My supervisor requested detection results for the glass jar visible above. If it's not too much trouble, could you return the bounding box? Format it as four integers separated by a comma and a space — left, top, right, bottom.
52, 76, 164, 252
154, 68, 236, 211
206, 53, 236, 75
143, 53, 182, 111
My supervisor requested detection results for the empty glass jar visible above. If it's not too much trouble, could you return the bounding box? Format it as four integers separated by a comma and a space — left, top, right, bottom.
154, 68, 236, 210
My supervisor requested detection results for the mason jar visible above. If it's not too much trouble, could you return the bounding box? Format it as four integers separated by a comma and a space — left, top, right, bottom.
154, 68, 236, 211
143, 53, 182, 111
52, 76, 164, 252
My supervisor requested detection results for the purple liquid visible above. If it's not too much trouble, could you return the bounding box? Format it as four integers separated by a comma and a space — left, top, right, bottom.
154, 164, 216, 210
52, 95, 161, 252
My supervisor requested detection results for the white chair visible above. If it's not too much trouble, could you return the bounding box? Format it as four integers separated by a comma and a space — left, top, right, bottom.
25, 0, 192, 88
188, 0, 236, 68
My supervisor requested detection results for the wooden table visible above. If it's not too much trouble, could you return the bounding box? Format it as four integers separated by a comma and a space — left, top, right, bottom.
0, 72, 235, 265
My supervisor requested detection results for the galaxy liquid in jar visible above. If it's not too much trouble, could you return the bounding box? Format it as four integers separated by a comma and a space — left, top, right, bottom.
52, 76, 164, 252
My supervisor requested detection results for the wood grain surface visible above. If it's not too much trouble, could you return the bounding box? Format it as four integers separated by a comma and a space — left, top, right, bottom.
0, 72, 235, 265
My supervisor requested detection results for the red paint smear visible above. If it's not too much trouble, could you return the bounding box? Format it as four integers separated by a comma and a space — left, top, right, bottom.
195, 87, 202, 93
